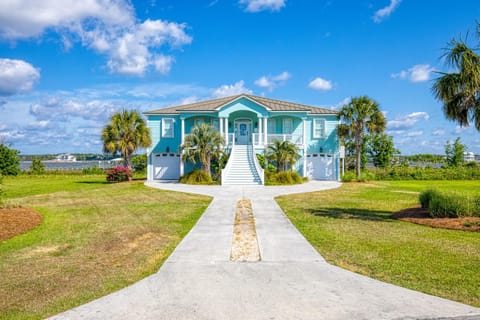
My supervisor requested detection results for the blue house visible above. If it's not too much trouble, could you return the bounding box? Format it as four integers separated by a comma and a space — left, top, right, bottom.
144, 94, 340, 184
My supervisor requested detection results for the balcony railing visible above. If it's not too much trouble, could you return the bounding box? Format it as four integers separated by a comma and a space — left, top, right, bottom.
251, 133, 303, 146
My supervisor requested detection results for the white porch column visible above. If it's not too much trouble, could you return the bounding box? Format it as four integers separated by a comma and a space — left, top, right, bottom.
180, 118, 185, 176
225, 117, 229, 145
258, 116, 263, 145
302, 118, 307, 178
263, 117, 268, 145
181, 118, 185, 144
219, 117, 224, 138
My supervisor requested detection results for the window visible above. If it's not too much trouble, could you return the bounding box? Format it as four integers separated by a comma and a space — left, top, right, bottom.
212, 119, 219, 130
268, 119, 276, 133
313, 118, 325, 138
162, 118, 174, 138
283, 118, 293, 134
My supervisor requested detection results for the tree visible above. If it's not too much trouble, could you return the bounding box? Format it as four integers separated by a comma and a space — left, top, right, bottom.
367, 133, 398, 168
445, 137, 465, 167
102, 110, 151, 174
131, 154, 147, 173
0, 142, 20, 176
180, 123, 225, 177
432, 23, 480, 131
30, 157, 46, 174
265, 139, 300, 173
338, 96, 386, 178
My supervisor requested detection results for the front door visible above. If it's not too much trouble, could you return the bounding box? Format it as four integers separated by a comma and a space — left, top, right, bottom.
235, 120, 251, 145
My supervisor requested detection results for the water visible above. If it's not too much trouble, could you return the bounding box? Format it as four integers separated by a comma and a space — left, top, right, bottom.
20, 161, 118, 171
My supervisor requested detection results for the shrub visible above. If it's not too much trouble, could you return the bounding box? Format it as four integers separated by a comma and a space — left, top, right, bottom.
179, 170, 213, 185
82, 165, 105, 175
419, 188, 480, 218
0, 143, 20, 176
341, 171, 375, 182
106, 166, 133, 182
419, 189, 441, 209
132, 154, 147, 173
265, 171, 303, 185
29, 158, 46, 175
341, 171, 356, 182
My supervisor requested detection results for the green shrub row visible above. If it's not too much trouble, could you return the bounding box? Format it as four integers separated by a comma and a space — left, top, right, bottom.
265, 171, 304, 185
419, 188, 480, 218
348, 166, 480, 181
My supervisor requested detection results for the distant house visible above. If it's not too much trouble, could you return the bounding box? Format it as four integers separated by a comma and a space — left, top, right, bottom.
144, 94, 340, 184
56, 154, 76, 162
464, 152, 475, 163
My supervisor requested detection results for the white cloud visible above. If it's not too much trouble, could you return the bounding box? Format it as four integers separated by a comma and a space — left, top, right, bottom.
29, 98, 121, 122
405, 130, 423, 137
212, 80, 252, 98
0, 59, 40, 96
240, 0, 286, 12
373, 0, 401, 23
391, 64, 434, 83
0, 1, 192, 76
432, 129, 446, 136
308, 77, 333, 91
254, 71, 291, 91
388, 112, 429, 129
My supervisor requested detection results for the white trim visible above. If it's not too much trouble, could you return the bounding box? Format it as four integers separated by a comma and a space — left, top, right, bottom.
162, 118, 175, 138
214, 94, 272, 111
263, 117, 268, 145
313, 118, 325, 139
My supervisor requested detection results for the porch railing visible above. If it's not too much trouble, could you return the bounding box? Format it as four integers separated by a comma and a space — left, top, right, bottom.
251, 133, 304, 146
226, 133, 235, 146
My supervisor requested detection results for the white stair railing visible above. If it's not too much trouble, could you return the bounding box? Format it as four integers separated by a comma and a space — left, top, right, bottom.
221, 144, 235, 185
250, 145, 264, 185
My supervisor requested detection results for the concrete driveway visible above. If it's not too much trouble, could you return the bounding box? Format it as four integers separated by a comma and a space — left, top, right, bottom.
49, 181, 480, 320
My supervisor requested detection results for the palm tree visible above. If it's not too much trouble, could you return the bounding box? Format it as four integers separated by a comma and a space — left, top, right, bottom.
102, 110, 151, 174
338, 96, 386, 179
180, 123, 225, 177
432, 32, 480, 131
266, 139, 300, 172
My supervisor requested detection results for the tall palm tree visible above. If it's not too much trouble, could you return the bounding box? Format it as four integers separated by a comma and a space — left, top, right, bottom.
180, 123, 225, 177
266, 139, 300, 172
432, 33, 480, 131
338, 96, 386, 178
102, 110, 151, 173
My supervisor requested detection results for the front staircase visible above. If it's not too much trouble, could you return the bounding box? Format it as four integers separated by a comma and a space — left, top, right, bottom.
222, 145, 263, 185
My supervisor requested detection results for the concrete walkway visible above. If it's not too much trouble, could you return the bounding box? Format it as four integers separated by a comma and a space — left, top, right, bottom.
50, 181, 480, 320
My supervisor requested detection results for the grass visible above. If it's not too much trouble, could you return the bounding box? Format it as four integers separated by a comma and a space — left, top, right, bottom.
276, 180, 480, 307
0, 175, 211, 319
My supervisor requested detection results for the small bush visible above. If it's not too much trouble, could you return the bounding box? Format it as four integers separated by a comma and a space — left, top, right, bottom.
419, 189, 441, 209
341, 171, 375, 182
266, 171, 303, 185
180, 170, 213, 185
419, 188, 480, 218
106, 166, 133, 182
29, 158, 46, 175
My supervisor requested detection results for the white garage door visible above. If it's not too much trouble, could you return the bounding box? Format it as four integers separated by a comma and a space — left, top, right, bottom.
152, 153, 180, 180
306, 154, 335, 180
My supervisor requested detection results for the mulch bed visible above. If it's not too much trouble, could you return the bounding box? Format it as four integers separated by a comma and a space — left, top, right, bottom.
0, 207, 43, 241
392, 206, 480, 232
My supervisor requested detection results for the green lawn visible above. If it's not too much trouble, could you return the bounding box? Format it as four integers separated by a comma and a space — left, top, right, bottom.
276, 180, 480, 307
0, 175, 211, 320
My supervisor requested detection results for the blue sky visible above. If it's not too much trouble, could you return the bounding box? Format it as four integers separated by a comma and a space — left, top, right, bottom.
1, 0, 479, 155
